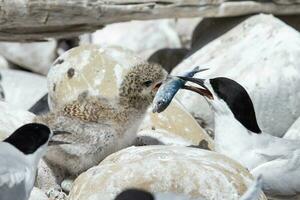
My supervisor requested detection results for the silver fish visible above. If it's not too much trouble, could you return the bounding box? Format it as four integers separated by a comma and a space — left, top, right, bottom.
152, 66, 207, 113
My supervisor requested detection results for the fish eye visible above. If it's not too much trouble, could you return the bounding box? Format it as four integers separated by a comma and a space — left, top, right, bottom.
143, 80, 153, 87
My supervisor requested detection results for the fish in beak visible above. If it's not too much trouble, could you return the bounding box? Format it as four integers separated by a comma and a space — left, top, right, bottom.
177, 76, 214, 99
48, 130, 72, 146
152, 67, 208, 113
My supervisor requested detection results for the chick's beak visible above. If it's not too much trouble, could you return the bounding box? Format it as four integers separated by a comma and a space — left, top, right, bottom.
177, 76, 213, 99
48, 130, 72, 146
152, 82, 162, 92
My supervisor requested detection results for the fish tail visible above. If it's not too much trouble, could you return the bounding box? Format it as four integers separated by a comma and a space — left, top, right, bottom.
190, 66, 208, 76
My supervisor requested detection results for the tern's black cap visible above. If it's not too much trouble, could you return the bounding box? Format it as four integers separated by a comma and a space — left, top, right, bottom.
210, 77, 261, 134
115, 189, 154, 200
4, 123, 51, 154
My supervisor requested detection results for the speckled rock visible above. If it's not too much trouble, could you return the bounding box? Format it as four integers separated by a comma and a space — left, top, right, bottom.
173, 14, 300, 137
0, 41, 57, 75
137, 99, 213, 149
92, 20, 181, 59
36, 158, 60, 193
69, 146, 267, 200
29, 187, 48, 200
47, 44, 142, 110
0, 69, 47, 110
0, 102, 35, 140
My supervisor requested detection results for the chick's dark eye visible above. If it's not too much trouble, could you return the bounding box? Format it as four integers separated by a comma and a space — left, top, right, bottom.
143, 80, 153, 87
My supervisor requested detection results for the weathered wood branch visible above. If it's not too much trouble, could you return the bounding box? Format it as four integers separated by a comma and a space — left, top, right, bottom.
0, 0, 300, 41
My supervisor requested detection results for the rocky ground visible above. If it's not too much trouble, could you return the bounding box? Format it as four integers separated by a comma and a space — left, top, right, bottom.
0, 13, 300, 200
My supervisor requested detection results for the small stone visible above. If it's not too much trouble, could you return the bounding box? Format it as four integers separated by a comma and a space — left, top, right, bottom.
29, 187, 48, 200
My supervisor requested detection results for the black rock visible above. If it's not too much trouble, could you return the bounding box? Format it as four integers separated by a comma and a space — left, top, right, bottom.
148, 48, 189, 73
29, 94, 49, 115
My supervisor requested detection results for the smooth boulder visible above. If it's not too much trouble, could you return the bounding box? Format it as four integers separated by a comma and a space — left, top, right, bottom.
137, 99, 213, 149
0, 69, 47, 110
92, 20, 181, 59
173, 14, 300, 137
69, 146, 267, 200
0, 41, 57, 75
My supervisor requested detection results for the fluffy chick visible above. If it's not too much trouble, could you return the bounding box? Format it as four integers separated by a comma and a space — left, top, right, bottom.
35, 63, 166, 183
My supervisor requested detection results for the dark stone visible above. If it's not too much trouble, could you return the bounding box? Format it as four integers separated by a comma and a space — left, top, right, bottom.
191, 16, 250, 55
188, 139, 211, 150
29, 93, 50, 115
135, 136, 164, 146
57, 37, 80, 53
148, 48, 189, 73
277, 15, 300, 32
115, 189, 154, 200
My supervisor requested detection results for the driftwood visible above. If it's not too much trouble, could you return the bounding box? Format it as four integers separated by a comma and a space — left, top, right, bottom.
0, 0, 300, 41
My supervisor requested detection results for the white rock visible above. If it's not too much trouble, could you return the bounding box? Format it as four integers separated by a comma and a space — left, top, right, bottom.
29, 187, 48, 200
138, 99, 213, 149
69, 146, 267, 200
0, 41, 57, 75
172, 14, 300, 137
0, 101, 35, 140
92, 20, 181, 59
0, 69, 47, 110
283, 116, 300, 140
0, 55, 12, 69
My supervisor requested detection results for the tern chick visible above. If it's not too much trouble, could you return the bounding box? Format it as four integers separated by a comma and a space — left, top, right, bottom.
179, 76, 300, 198
0, 123, 66, 200
35, 63, 166, 187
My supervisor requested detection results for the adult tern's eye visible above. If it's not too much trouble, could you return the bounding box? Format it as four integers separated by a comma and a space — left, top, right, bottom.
143, 80, 153, 87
